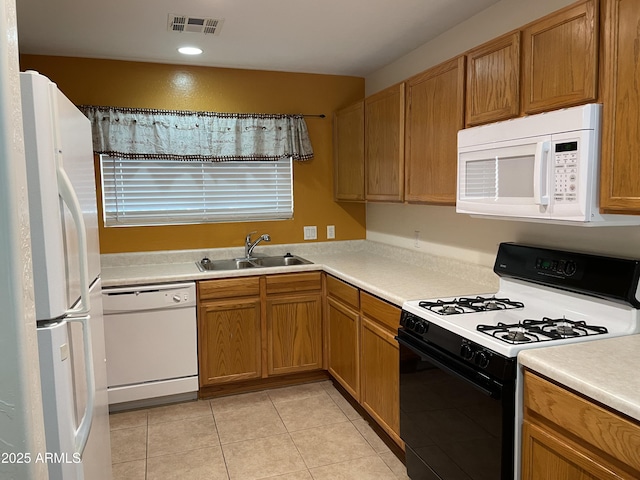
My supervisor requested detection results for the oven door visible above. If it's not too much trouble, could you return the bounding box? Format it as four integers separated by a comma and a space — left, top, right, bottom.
397, 332, 514, 480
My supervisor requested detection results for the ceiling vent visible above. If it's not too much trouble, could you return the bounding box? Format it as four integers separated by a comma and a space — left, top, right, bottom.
168, 14, 224, 35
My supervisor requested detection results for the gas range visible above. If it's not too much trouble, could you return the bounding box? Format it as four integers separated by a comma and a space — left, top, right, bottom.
398, 243, 640, 480
401, 243, 640, 359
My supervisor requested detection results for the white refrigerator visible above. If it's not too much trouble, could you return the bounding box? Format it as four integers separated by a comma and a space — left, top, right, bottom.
21, 70, 112, 480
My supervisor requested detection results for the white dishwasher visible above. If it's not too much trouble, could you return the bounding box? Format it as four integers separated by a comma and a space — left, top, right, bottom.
102, 282, 198, 410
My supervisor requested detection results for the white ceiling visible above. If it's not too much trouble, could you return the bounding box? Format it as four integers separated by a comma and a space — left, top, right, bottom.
16, 0, 501, 77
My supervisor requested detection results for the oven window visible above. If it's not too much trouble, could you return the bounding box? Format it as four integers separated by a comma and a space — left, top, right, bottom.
400, 343, 512, 480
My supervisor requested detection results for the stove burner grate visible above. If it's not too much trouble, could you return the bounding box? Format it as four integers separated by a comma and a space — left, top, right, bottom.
418, 296, 524, 315
502, 327, 534, 343
478, 317, 609, 344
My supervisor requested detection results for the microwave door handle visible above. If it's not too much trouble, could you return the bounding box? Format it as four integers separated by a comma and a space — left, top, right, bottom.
534, 141, 550, 205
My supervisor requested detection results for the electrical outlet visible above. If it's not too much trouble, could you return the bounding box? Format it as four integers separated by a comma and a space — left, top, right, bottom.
327, 225, 335, 239
414, 230, 420, 248
303, 226, 317, 240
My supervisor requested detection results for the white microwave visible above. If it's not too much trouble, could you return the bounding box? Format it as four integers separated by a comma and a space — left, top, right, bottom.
457, 103, 640, 225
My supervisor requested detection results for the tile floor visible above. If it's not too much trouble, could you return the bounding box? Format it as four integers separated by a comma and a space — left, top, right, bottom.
109, 380, 409, 480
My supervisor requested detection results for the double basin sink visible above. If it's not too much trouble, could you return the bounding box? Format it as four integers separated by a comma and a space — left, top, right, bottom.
196, 253, 312, 272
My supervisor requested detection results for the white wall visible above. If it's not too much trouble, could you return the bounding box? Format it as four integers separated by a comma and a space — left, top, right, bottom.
364, 0, 640, 267
0, 0, 47, 477
367, 204, 640, 267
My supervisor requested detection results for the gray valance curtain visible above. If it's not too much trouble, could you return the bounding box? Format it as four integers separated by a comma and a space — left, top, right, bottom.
78, 105, 314, 161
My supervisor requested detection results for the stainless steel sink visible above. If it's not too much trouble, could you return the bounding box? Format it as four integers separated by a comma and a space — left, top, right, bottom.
196, 254, 312, 271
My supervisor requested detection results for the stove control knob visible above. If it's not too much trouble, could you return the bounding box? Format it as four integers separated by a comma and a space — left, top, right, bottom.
460, 343, 474, 360
564, 261, 577, 276
405, 317, 416, 329
415, 321, 428, 334
475, 351, 490, 369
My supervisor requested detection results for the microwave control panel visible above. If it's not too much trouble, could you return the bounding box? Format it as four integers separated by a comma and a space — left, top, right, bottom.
553, 141, 578, 203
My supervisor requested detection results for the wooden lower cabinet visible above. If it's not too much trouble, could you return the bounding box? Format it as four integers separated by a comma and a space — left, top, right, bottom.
198, 298, 262, 385
360, 291, 401, 444
360, 315, 400, 444
326, 296, 360, 400
198, 272, 323, 388
325, 276, 402, 446
522, 370, 640, 480
267, 293, 322, 375
198, 272, 403, 448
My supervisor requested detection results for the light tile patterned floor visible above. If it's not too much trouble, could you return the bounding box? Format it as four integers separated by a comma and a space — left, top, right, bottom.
110, 380, 409, 480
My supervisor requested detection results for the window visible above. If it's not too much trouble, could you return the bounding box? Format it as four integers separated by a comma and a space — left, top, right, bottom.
100, 156, 293, 226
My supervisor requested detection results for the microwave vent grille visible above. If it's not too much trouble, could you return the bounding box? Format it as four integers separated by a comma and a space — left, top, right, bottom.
465, 159, 497, 198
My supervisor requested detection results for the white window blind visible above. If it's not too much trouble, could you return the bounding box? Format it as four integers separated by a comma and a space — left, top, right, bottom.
100, 156, 293, 226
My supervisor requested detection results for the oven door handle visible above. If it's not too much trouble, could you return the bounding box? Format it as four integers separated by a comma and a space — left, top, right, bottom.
397, 336, 502, 399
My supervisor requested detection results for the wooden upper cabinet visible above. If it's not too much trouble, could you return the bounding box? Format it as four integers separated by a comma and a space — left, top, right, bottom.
522, 0, 598, 114
466, 31, 520, 127
333, 101, 365, 202
364, 83, 405, 202
405, 56, 465, 205
600, 0, 640, 213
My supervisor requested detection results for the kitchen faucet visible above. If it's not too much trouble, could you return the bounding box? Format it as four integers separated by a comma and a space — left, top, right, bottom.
245, 231, 271, 258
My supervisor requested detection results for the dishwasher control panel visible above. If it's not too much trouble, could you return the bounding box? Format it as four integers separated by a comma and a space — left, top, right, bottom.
103, 282, 196, 314
167, 291, 190, 305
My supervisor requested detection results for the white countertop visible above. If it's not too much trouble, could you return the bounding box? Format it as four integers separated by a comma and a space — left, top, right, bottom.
102, 240, 640, 421
519, 334, 640, 422
101, 240, 498, 307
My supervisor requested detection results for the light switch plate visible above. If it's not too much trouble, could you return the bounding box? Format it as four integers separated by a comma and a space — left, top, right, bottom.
303, 226, 317, 240
327, 225, 335, 239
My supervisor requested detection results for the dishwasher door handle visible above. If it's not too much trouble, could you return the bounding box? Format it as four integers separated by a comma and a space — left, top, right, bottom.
105, 290, 160, 296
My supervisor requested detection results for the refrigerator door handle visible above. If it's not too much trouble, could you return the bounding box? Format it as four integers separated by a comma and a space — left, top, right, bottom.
51, 85, 91, 316
67, 314, 96, 456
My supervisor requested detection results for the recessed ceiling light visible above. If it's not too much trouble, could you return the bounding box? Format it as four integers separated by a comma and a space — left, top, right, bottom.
178, 46, 203, 55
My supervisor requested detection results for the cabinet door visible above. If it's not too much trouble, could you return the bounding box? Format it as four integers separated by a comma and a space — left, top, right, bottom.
327, 297, 359, 400
466, 31, 520, 126
522, 421, 620, 480
522, 0, 598, 114
405, 56, 465, 205
267, 293, 322, 375
600, 0, 640, 213
365, 83, 405, 202
360, 316, 400, 443
333, 101, 365, 202
523, 370, 640, 478
198, 298, 261, 386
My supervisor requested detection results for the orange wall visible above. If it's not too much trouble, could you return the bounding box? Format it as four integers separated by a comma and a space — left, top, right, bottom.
20, 55, 366, 253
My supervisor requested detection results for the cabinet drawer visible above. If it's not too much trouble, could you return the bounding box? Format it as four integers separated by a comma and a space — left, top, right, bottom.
360, 291, 400, 332
265, 272, 322, 295
198, 276, 260, 301
524, 370, 640, 472
326, 275, 359, 309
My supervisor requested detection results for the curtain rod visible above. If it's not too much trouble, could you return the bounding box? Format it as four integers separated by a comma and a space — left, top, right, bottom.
303, 114, 326, 118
